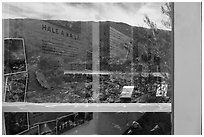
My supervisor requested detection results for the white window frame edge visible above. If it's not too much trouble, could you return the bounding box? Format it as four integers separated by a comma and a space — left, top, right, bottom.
2, 102, 171, 112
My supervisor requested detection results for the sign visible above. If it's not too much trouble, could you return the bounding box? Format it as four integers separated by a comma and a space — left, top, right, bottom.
156, 82, 168, 97
120, 86, 134, 98
4, 39, 26, 74
42, 24, 80, 40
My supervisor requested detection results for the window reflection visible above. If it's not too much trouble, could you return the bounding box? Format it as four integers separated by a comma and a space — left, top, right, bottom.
3, 20, 172, 103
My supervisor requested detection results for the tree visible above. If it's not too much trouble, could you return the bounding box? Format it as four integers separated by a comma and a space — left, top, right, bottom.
161, 3, 173, 30
144, 15, 157, 39
143, 2, 173, 73
144, 2, 172, 30
132, 3, 173, 102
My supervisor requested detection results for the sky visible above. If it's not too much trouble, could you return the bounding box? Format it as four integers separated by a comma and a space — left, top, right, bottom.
2, 2, 170, 30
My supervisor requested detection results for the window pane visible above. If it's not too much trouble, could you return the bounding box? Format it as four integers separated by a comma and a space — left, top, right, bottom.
3, 3, 173, 103
4, 112, 171, 135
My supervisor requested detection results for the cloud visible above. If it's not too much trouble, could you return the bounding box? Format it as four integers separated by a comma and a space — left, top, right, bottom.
2, 2, 170, 30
